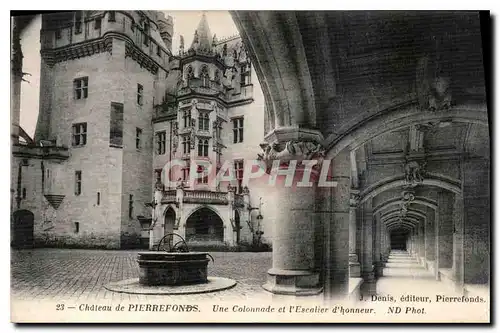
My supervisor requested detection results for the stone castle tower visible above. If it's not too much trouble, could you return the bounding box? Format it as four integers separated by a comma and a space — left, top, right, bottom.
11, 11, 266, 249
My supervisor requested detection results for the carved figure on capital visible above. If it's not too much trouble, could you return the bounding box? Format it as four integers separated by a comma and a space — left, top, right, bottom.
257, 140, 325, 167
350, 191, 360, 208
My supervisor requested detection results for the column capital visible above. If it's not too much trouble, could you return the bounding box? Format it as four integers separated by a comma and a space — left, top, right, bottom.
350, 189, 360, 207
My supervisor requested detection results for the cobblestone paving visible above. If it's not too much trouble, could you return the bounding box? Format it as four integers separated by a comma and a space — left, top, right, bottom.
11, 248, 273, 302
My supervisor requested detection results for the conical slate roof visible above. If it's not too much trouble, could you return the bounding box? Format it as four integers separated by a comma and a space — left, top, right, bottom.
190, 12, 212, 51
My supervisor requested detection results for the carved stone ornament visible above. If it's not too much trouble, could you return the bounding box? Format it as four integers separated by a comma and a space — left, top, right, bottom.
350, 191, 360, 208
404, 160, 425, 187
416, 55, 453, 111
257, 140, 325, 170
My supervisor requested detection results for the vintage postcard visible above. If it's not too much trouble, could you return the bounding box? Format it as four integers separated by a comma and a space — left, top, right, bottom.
10, 10, 490, 323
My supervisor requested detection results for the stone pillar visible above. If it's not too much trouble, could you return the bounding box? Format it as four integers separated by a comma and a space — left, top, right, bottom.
260, 132, 325, 296
425, 207, 436, 274
373, 214, 383, 277
349, 190, 361, 277
462, 158, 490, 285
452, 193, 464, 291
437, 191, 454, 270
418, 221, 425, 266
323, 149, 350, 299
361, 199, 375, 295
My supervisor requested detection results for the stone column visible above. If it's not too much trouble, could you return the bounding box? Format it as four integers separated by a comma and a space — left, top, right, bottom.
418, 221, 425, 266
452, 193, 464, 291
462, 158, 490, 285
437, 191, 454, 271
323, 149, 350, 299
425, 207, 436, 274
349, 190, 361, 277
361, 199, 375, 295
260, 131, 325, 296
373, 214, 383, 277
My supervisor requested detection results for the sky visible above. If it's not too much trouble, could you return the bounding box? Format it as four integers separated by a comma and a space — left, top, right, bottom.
19, 11, 238, 138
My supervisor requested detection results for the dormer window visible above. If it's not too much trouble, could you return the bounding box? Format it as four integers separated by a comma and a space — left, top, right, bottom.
185, 66, 194, 84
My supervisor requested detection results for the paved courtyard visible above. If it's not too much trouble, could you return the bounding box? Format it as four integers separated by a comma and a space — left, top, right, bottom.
11, 248, 273, 302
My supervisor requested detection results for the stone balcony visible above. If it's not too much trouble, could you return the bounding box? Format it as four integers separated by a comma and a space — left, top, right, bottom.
12, 143, 70, 161
158, 187, 245, 207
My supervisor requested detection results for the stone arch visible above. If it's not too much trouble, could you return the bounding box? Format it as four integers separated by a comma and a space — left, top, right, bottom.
359, 175, 461, 205
185, 205, 224, 243
373, 197, 437, 215
12, 209, 34, 249
380, 209, 427, 221
325, 106, 488, 160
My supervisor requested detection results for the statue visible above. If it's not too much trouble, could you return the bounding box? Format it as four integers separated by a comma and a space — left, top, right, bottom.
404, 160, 425, 186
416, 55, 453, 111
428, 76, 452, 111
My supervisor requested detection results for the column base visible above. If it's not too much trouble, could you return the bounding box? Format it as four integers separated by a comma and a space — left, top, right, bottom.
262, 268, 323, 296
349, 262, 361, 278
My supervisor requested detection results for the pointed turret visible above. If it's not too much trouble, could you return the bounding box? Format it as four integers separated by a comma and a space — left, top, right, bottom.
189, 12, 212, 51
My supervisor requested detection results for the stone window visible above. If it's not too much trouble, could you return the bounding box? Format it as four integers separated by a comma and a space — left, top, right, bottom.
109, 102, 123, 147
234, 160, 244, 193
156, 44, 161, 56
108, 11, 116, 22
156, 131, 166, 155
182, 135, 191, 154
75, 171, 82, 195
74, 12, 82, 35
74, 77, 88, 100
197, 166, 209, 184
137, 84, 143, 106
97, 192, 100, 206
72, 122, 87, 147
182, 167, 189, 181
240, 62, 252, 86
128, 194, 134, 219
183, 110, 191, 128
198, 112, 209, 131
94, 18, 101, 30
198, 139, 209, 157
136, 128, 142, 150
74, 222, 80, 233
185, 65, 194, 84
200, 66, 209, 87
232, 117, 244, 143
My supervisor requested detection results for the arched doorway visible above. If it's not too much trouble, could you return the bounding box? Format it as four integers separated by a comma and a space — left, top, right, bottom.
390, 229, 408, 250
185, 207, 223, 243
234, 210, 241, 244
12, 210, 34, 249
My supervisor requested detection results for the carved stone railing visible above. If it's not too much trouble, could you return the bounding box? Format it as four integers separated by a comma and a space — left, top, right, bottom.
161, 190, 177, 204
183, 190, 228, 205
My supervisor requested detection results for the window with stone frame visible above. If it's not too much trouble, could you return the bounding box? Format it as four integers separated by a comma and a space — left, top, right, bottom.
137, 83, 144, 105
74, 12, 82, 34
185, 65, 194, 84
74, 77, 88, 100
74, 222, 80, 233
108, 11, 116, 22
72, 122, 87, 147
214, 70, 221, 84
182, 135, 191, 154
234, 160, 244, 194
198, 112, 209, 131
156, 131, 166, 155
109, 102, 123, 147
183, 110, 191, 128
135, 127, 142, 149
94, 18, 101, 30
182, 167, 190, 181
75, 170, 82, 195
197, 166, 209, 184
232, 117, 244, 143
198, 139, 209, 157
